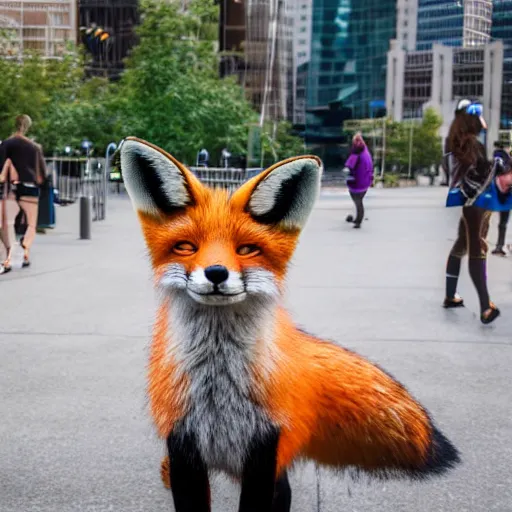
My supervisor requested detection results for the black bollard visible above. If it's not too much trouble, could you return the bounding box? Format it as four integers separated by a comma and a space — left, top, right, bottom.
80, 196, 92, 240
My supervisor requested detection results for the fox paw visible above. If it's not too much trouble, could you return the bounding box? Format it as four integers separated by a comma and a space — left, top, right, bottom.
161, 456, 171, 489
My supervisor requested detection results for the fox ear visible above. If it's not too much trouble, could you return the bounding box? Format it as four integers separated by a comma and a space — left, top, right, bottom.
119, 137, 204, 217
231, 156, 323, 229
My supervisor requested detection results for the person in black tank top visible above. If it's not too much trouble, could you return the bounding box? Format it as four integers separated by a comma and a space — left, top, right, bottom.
0, 115, 47, 273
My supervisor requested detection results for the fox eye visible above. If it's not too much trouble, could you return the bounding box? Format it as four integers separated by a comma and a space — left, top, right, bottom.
172, 242, 197, 255
237, 244, 261, 257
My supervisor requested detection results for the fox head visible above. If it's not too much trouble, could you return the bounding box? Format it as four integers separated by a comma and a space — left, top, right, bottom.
120, 137, 322, 307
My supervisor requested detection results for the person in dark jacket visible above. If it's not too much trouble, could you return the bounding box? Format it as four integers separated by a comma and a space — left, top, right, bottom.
491, 141, 512, 256
0, 115, 47, 273
443, 101, 501, 324
343, 133, 374, 228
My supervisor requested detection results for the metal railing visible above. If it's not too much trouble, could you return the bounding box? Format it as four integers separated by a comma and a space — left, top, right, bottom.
190, 167, 263, 192
46, 156, 109, 221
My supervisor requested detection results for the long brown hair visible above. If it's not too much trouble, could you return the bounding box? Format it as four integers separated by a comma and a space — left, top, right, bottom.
446, 112, 483, 168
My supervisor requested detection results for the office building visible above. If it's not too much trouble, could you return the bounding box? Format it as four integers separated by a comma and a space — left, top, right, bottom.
387, 40, 504, 156
415, 0, 492, 51
0, 0, 76, 58
292, 0, 312, 125
491, 0, 512, 131
303, 0, 395, 168
396, 0, 418, 51
307, 0, 396, 119
218, 0, 245, 82
218, 0, 293, 122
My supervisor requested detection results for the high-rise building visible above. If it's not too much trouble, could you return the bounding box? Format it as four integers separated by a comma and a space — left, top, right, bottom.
415, 0, 492, 51
396, 0, 418, 51
302, 0, 395, 168
218, 0, 246, 83
307, 0, 396, 119
491, 0, 512, 131
78, 0, 139, 79
0, 0, 76, 59
463, 0, 493, 48
387, 40, 504, 156
292, 0, 312, 125
218, 0, 293, 122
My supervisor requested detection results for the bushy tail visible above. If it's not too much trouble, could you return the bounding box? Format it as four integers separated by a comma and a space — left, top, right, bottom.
292, 338, 461, 479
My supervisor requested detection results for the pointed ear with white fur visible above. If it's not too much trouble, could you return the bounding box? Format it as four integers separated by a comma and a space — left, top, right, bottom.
231, 156, 323, 230
119, 137, 204, 217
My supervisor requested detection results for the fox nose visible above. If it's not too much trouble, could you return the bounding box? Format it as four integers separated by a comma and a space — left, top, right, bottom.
204, 265, 229, 285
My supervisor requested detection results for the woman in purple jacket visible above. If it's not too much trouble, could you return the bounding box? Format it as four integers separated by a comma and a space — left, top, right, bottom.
343, 133, 374, 228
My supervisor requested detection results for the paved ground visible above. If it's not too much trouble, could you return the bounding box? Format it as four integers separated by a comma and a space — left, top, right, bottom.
1, 187, 511, 512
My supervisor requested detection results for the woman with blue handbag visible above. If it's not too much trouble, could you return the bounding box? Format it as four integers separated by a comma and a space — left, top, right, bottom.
443, 100, 512, 324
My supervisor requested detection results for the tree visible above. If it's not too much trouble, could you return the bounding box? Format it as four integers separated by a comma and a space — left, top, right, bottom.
411, 107, 443, 169
0, 0, 305, 164
261, 121, 306, 166
0, 44, 117, 154
383, 107, 443, 174
114, 0, 256, 164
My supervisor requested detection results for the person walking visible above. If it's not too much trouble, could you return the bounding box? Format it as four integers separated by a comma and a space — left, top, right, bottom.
343, 133, 374, 228
443, 100, 504, 324
0, 115, 47, 273
491, 141, 512, 256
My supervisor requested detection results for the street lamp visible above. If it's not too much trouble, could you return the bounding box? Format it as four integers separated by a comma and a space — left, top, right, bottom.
81, 139, 92, 157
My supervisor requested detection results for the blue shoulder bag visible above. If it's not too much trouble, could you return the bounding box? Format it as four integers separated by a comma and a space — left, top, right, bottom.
445, 158, 512, 211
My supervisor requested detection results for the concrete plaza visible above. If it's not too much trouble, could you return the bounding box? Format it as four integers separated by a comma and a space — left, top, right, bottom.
0, 187, 511, 512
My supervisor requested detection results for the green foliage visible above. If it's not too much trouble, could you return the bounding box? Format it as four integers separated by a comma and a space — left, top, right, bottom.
382, 173, 400, 188
384, 107, 443, 172
0, 0, 303, 164
114, 0, 257, 164
0, 47, 116, 154
261, 121, 306, 166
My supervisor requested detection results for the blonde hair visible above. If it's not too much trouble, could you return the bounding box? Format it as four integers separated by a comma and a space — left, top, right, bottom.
15, 114, 32, 134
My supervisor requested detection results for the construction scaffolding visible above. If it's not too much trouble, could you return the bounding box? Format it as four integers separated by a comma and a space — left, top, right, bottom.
0, 0, 76, 59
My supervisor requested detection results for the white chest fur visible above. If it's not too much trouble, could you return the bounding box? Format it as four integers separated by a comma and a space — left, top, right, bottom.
167, 297, 276, 476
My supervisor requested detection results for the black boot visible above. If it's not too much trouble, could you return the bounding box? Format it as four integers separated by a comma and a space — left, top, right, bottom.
444, 255, 463, 307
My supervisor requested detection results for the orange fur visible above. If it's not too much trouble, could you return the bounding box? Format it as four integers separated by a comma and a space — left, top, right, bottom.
257, 310, 433, 475
158, 308, 435, 481
120, 138, 457, 494
148, 301, 189, 438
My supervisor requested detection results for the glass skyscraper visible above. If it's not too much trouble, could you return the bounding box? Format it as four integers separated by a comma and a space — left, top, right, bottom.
491, 0, 512, 129
306, 0, 396, 121
416, 0, 492, 51
416, 0, 464, 50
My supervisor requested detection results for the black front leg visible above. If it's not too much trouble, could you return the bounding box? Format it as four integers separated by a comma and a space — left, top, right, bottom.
273, 471, 291, 512
239, 427, 282, 512
167, 431, 210, 512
